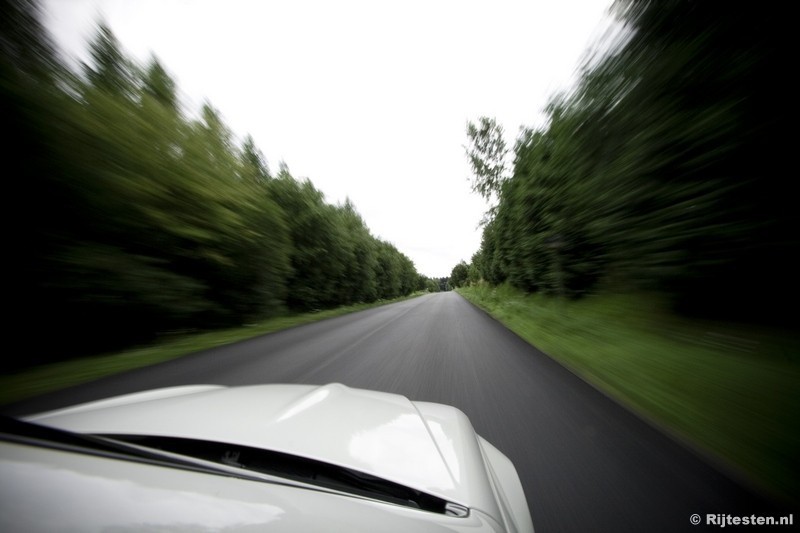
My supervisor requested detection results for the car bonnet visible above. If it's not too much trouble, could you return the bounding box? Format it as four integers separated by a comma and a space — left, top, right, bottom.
26, 383, 501, 518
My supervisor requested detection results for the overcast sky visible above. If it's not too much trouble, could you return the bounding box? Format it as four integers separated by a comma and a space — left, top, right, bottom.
43, 0, 614, 278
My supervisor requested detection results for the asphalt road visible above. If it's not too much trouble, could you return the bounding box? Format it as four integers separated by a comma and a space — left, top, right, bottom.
5, 292, 786, 532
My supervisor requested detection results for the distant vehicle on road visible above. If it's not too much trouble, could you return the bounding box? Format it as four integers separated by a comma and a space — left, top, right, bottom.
0, 383, 534, 532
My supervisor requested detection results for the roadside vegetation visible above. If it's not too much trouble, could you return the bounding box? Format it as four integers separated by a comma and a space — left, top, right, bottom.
0, 292, 428, 406
458, 284, 798, 503
459, 1, 792, 322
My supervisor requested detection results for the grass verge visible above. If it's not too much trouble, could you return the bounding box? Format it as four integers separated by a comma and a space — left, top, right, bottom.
458, 283, 799, 504
0, 292, 426, 407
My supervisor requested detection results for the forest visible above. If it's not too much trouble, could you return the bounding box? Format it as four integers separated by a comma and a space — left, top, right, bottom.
3, 0, 435, 369
458, 0, 794, 325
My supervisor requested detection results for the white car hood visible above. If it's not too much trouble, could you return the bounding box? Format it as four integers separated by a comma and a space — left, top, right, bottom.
27, 383, 501, 518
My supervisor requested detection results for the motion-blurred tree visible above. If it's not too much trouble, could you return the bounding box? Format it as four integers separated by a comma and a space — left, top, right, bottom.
468, 0, 795, 319
142, 56, 178, 111
84, 22, 139, 100
241, 134, 271, 183
464, 117, 507, 202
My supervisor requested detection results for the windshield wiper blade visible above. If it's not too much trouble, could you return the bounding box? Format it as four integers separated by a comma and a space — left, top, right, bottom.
106, 434, 456, 514
0, 417, 270, 482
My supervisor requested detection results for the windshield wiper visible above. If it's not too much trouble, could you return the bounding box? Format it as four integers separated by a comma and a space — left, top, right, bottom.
106, 434, 460, 515
0, 416, 270, 484
1, 418, 466, 516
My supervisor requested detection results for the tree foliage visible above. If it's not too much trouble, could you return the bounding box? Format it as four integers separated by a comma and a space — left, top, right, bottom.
464, 117, 507, 202
3, 3, 424, 368
462, 0, 795, 322
449, 261, 469, 288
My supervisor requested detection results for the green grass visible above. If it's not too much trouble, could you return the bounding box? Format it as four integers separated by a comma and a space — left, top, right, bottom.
458, 283, 799, 504
0, 293, 426, 407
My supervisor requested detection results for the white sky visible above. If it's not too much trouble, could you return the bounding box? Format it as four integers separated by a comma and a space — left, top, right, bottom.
43, 0, 614, 278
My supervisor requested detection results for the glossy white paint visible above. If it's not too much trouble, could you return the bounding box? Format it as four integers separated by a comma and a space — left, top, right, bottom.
24, 383, 533, 532
0, 441, 506, 532
478, 437, 536, 533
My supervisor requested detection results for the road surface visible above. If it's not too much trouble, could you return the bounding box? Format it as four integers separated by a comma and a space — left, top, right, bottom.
4, 292, 784, 532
